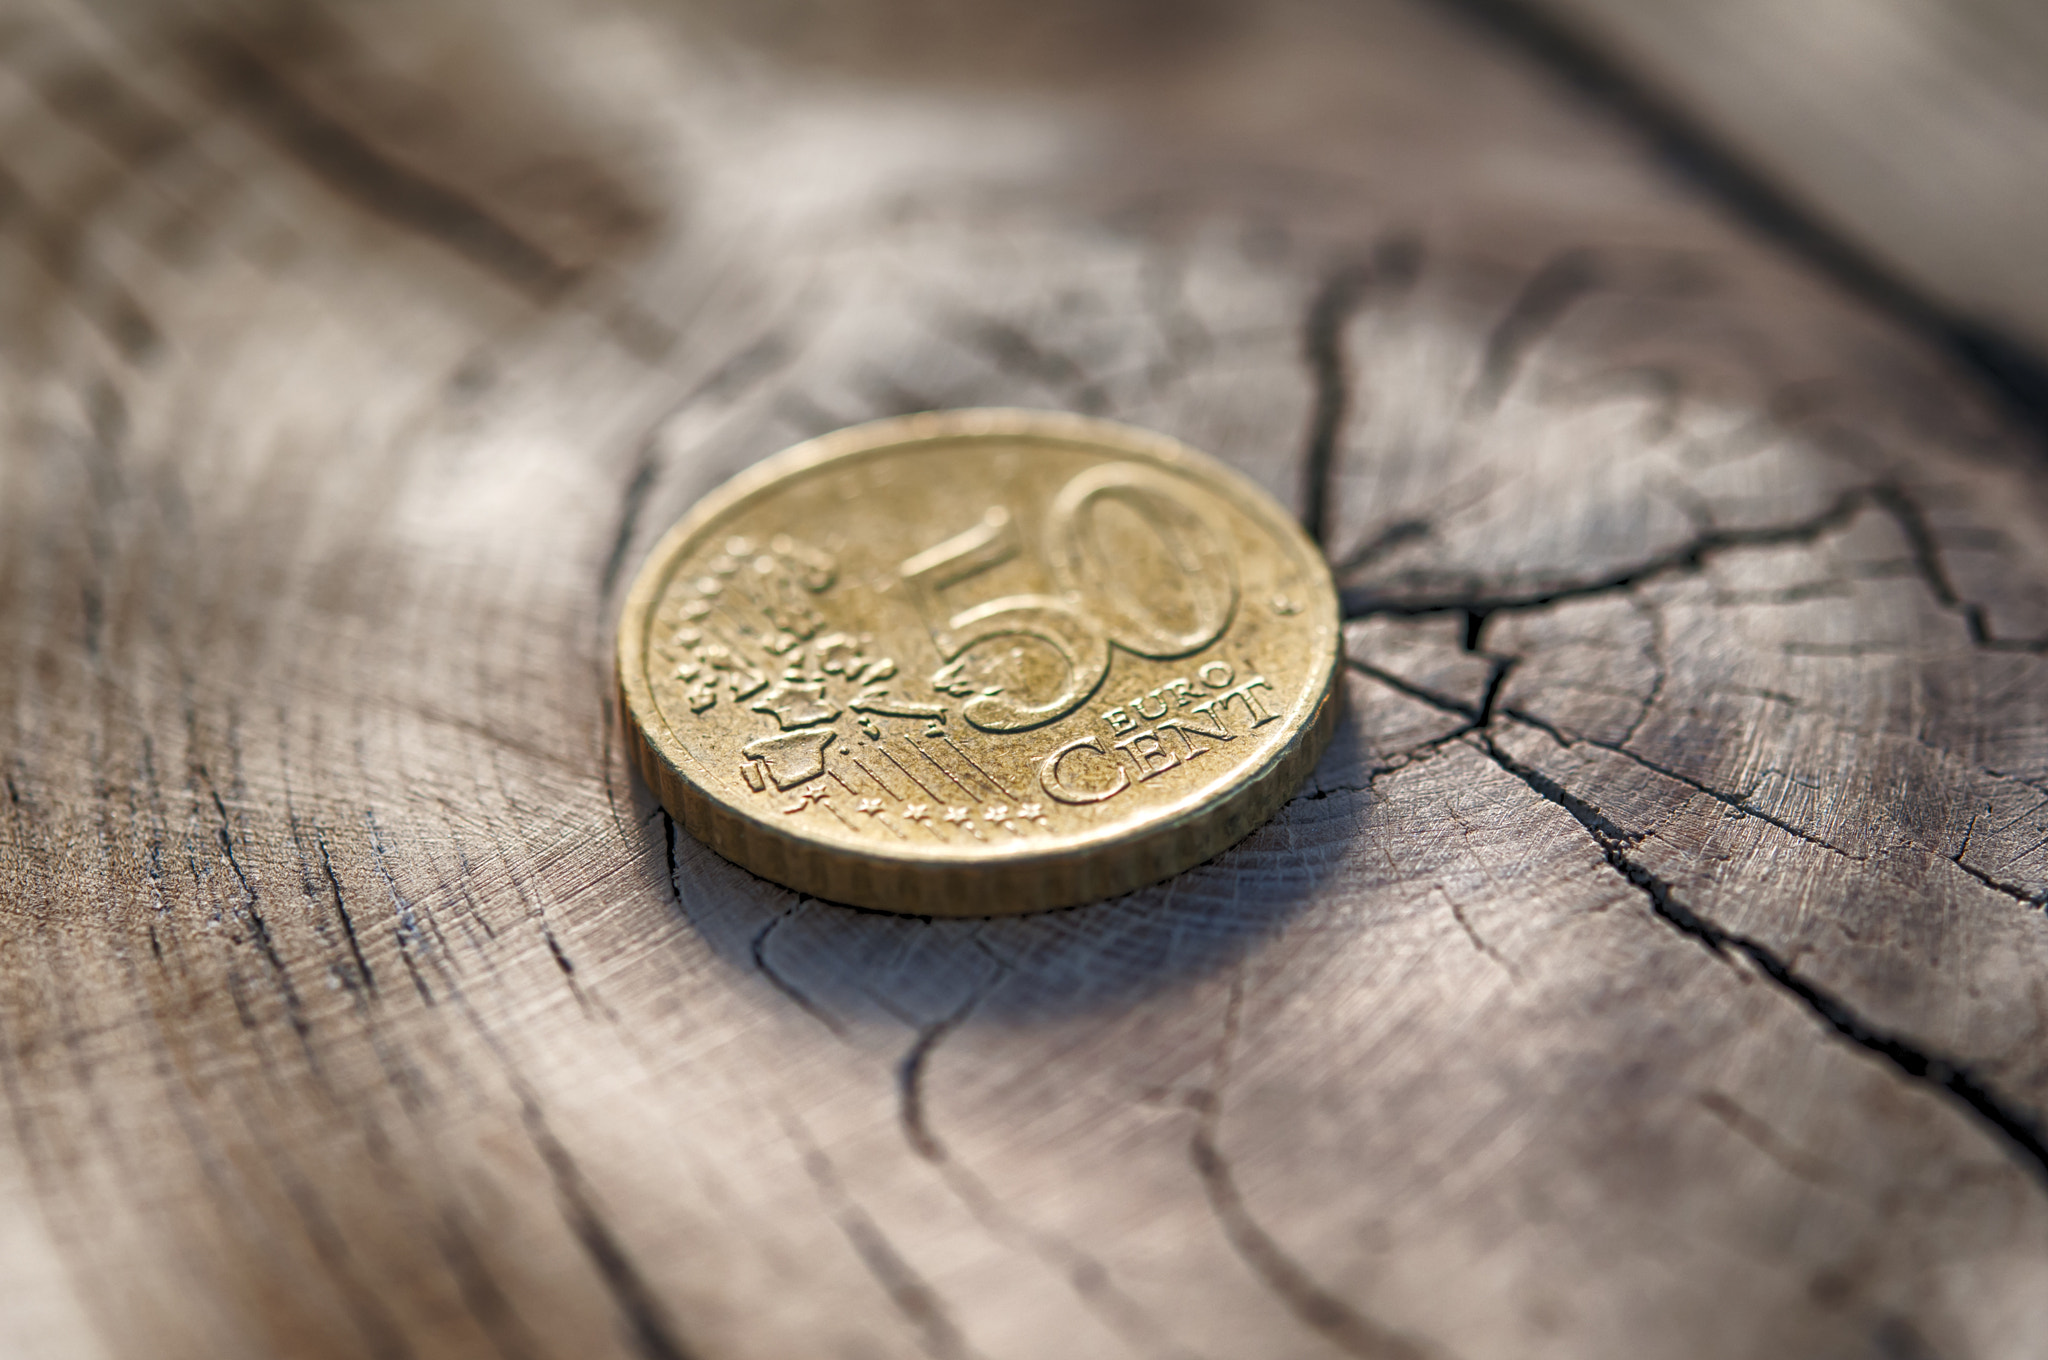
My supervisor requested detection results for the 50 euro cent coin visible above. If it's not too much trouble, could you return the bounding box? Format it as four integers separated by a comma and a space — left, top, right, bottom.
617, 409, 1341, 916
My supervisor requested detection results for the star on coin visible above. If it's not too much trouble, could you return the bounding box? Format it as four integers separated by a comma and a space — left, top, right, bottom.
780, 786, 832, 815
943, 807, 970, 824
1016, 803, 1044, 820
985, 805, 1009, 822
857, 798, 885, 816
904, 803, 929, 820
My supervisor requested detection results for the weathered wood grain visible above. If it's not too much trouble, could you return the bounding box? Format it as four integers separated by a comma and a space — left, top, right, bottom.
2, 0, 2046, 1357
1515, 0, 2048, 361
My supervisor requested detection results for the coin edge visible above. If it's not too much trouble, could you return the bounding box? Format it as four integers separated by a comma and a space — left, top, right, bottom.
615, 408, 1341, 915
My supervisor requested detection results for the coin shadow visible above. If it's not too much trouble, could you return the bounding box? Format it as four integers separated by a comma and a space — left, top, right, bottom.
661, 712, 1370, 1032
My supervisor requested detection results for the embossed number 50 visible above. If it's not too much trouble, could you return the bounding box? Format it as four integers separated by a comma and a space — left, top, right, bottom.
897, 463, 1238, 732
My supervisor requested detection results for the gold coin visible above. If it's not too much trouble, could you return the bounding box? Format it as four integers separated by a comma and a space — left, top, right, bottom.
617, 410, 1340, 916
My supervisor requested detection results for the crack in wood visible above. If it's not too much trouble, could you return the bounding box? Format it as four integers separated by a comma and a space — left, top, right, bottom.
1438, 884, 1520, 983
519, 1094, 698, 1360
1949, 852, 2048, 910
1431, 0, 2048, 438
1299, 262, 1374, 547
424, 1206, 549, 1360
1332, 519, 1433, 577
297, 811, 377, 994
0, 161, 163, 359
750, 900, 847, 1035
8, 0, 2048, 1349
190, 29, 580, 300
788, 1114, 986, 1360
202, 778, 314, 1042
928, 1145, 1210, 1360
271, 1161, 422, 1360
1614, 595, 1666, 749
1694, 1091, 1848, 1190
898, 983, 994, 1165
601, 331, 795, 601
1869, 484, 2048, 652
420, 944, 694, 1360
1476, 731, 2048, 1189
1341, 486, 1867, 620
1301, 239, 1421, 549
600, 448, 663, 602
950, 314, 1107, 413
1499, 706, 1869, 863
1343, 483, 2048, 654
1344, 657, 1478, 722
1188, 977, 1442, 1360
1466, 246, 1603, 413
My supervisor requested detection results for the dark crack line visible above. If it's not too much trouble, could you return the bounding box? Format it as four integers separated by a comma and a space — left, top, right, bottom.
1474, 656, 1515, 727
1617, 596, 1667, 748
1430, 0, 2048, 438
1342, 653, 1515, 734
1866, 499, 1959, 605
918, 1136, 1211, 1360
205, 785, 310, 1037
1189, 978, 1440, 1360
1351, 482, 2047, 651
1985, 767, 2048, 796
600, 446, 661, 601
427, 1208, 549, 1360
601, 332, 792, 601
1476, 733, 2048, 1188
0, 162, 162, 358
1868, 485, 2048, 652
432, 946, 695, 1360
1950, 853, 2047, 909
1295, 739, 1464, 804
1188, 1137, 1435, 1360
898, 986, 992, 1164
1467, 247, 1603, 412
951, 315, 1106, 413
1300, 240, 1421, 548
363, 807, 435, 1006
660, 810, 683, 907
1695, 1091, 1848, 1190
1331, 660, 1514, 790
974, 1185, 1204, 1360
1333, 518, 1433, 576
1342, 486, 1866, 620
1294, 720, 1471, 804
1500, 707, 1865, 862
1346, 657, 1478, 722
271, 1164, 421, 1360
191, 30, 577, 301
750, 902, 847, 1035
786, 1115, 985, 1360
1300, 262, 1375, 547
316, 827, 378, 994
1441, 887, 1521, 982
519, 1097, 697, 1360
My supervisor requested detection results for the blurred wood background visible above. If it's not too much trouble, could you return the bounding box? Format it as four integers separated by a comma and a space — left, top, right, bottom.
2, 1, 2046, 1357
1529, 0, 2048, 359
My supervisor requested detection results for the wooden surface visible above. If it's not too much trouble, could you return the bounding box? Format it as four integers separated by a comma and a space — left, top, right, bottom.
3, 1, 2047, 1357
1522, 0, 2048, 358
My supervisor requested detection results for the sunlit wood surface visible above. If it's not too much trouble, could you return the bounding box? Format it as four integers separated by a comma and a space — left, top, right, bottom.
2, 1, 2046, 1356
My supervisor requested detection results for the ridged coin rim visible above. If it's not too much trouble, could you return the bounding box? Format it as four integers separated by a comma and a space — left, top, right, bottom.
616, 409, 1341, 915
